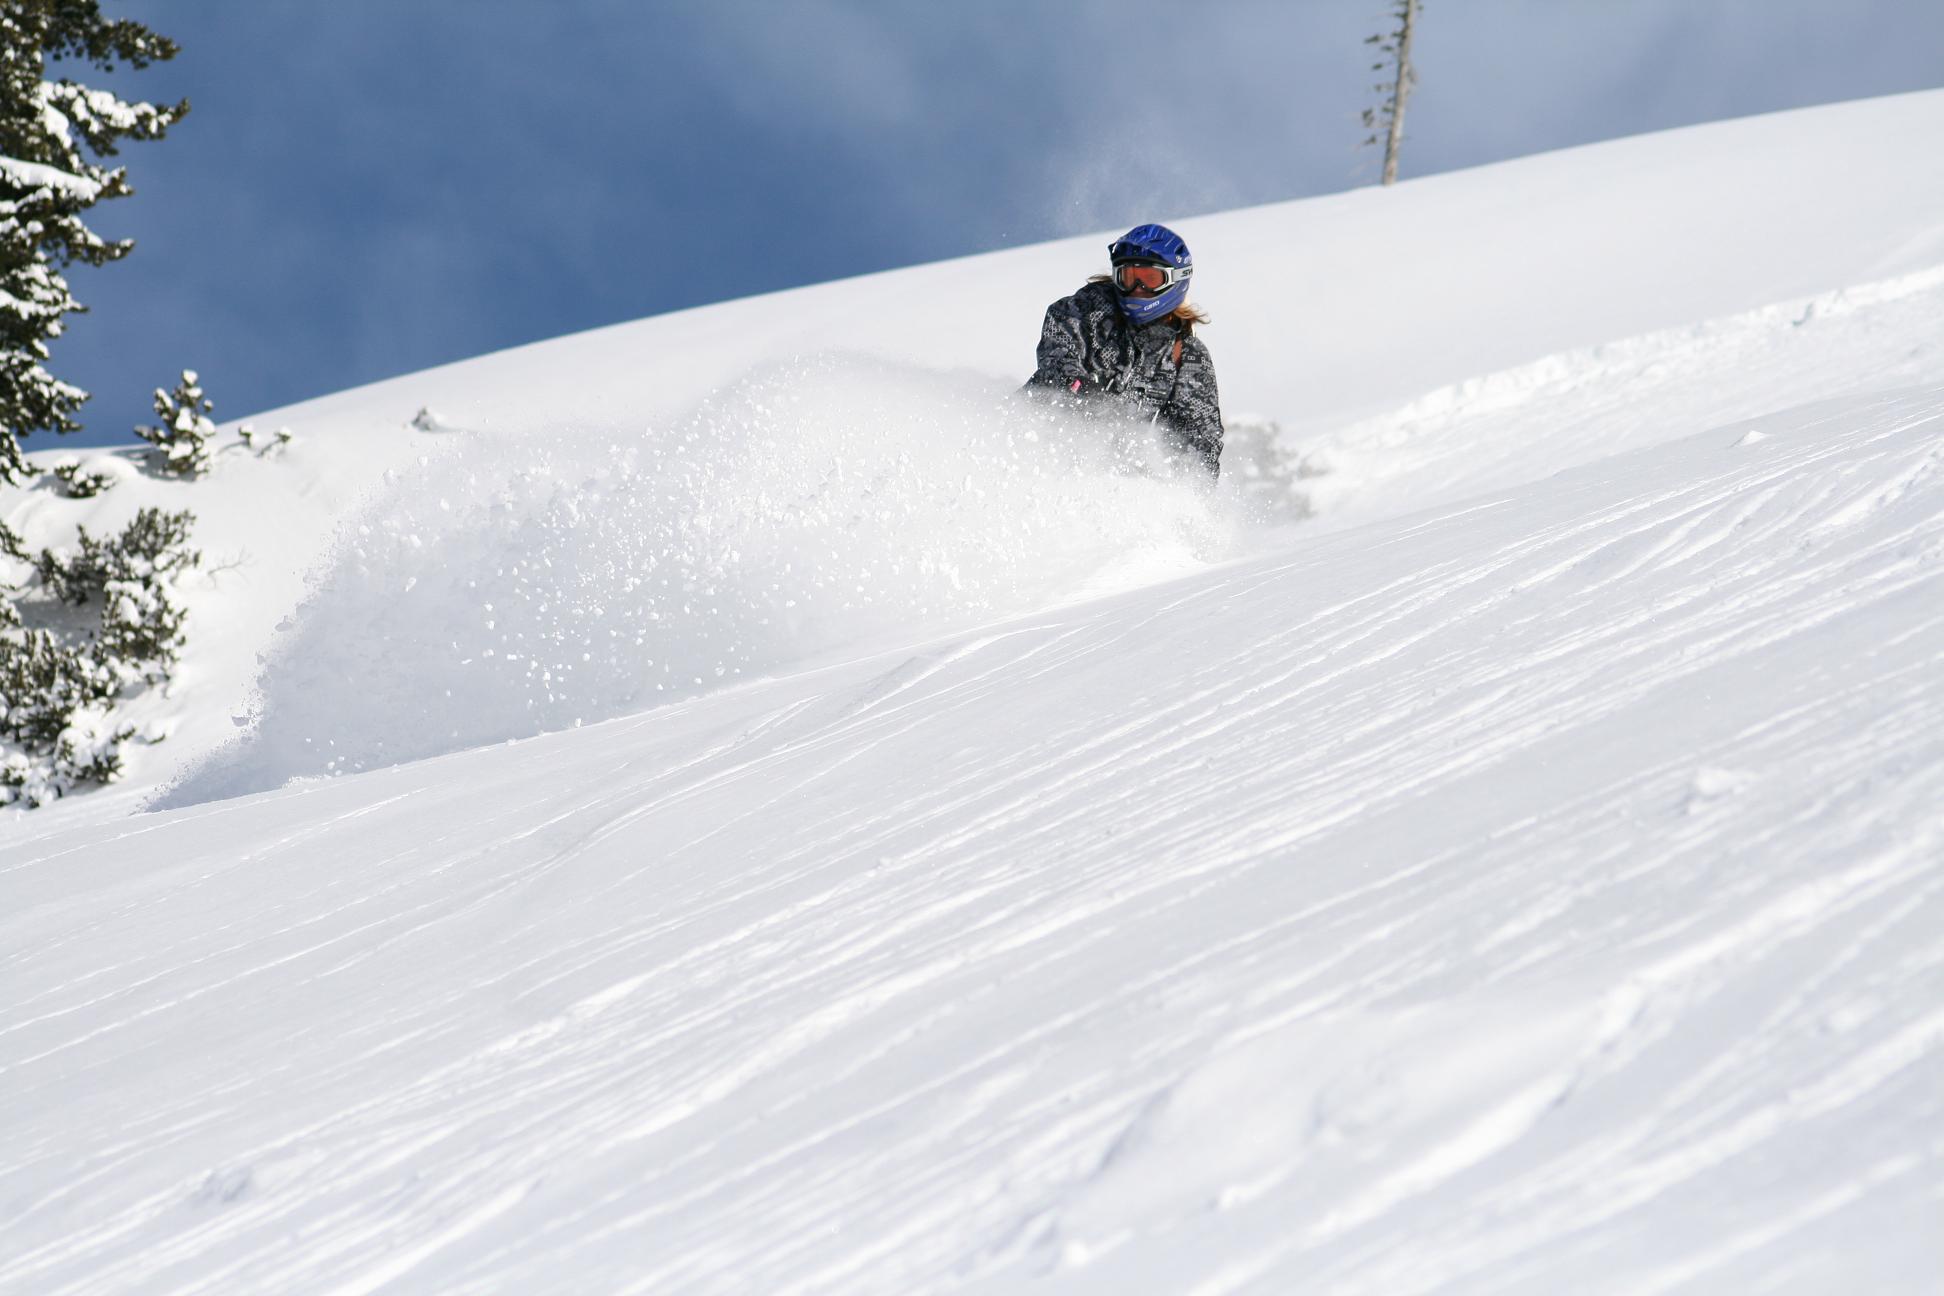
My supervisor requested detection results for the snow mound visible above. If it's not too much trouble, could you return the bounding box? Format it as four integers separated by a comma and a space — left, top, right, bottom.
166, 357, 1241, 802
1045, 998, 1593, 1273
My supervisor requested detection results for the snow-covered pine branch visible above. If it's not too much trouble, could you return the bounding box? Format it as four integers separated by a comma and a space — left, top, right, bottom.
238, 421, 295, 455
50, 453, 118, 497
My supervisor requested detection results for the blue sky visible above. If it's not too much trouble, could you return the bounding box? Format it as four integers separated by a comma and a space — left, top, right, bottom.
47, 1, 1944, 447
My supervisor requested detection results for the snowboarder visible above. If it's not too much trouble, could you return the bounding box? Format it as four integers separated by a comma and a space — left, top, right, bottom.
1025, 223, 1224, 479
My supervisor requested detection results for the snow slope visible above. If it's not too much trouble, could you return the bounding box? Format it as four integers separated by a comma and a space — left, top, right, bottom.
4, 92, 1944, 1293
10, 90, 1944, 819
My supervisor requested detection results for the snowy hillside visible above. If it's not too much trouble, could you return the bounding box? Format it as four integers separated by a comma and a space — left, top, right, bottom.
5, 92, 1944, 1293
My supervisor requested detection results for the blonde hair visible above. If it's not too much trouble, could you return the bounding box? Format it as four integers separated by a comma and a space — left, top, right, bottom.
1089, 274, 1209, 332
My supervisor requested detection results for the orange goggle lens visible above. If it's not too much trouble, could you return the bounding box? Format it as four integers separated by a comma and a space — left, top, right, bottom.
1113, 263, 1170, 293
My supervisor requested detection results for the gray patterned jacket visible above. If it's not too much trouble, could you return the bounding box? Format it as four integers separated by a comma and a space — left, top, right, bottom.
1025, 280, 1224, 477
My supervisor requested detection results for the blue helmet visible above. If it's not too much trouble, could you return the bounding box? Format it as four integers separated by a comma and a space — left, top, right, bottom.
1108, 223, 1193, 325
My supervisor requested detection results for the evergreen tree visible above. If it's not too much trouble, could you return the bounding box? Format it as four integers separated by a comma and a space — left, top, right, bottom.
1, 504, 198, 803
1, 2, 186, 482
134, 367, 214, 474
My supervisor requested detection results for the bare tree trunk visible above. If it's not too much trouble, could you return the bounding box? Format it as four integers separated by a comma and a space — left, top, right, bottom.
1381, 0, 1419, 186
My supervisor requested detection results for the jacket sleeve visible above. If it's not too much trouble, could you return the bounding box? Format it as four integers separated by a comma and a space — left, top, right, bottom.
1027, 294, 1092, 389
1162, 337, 1224, 478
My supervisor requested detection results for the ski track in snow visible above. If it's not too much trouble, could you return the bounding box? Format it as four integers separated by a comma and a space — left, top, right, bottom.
4, 377, 1941, 1293
1285, 263, 1944, 530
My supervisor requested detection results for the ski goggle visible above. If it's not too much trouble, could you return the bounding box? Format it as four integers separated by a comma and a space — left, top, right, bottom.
1112, 261, 1189, 294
